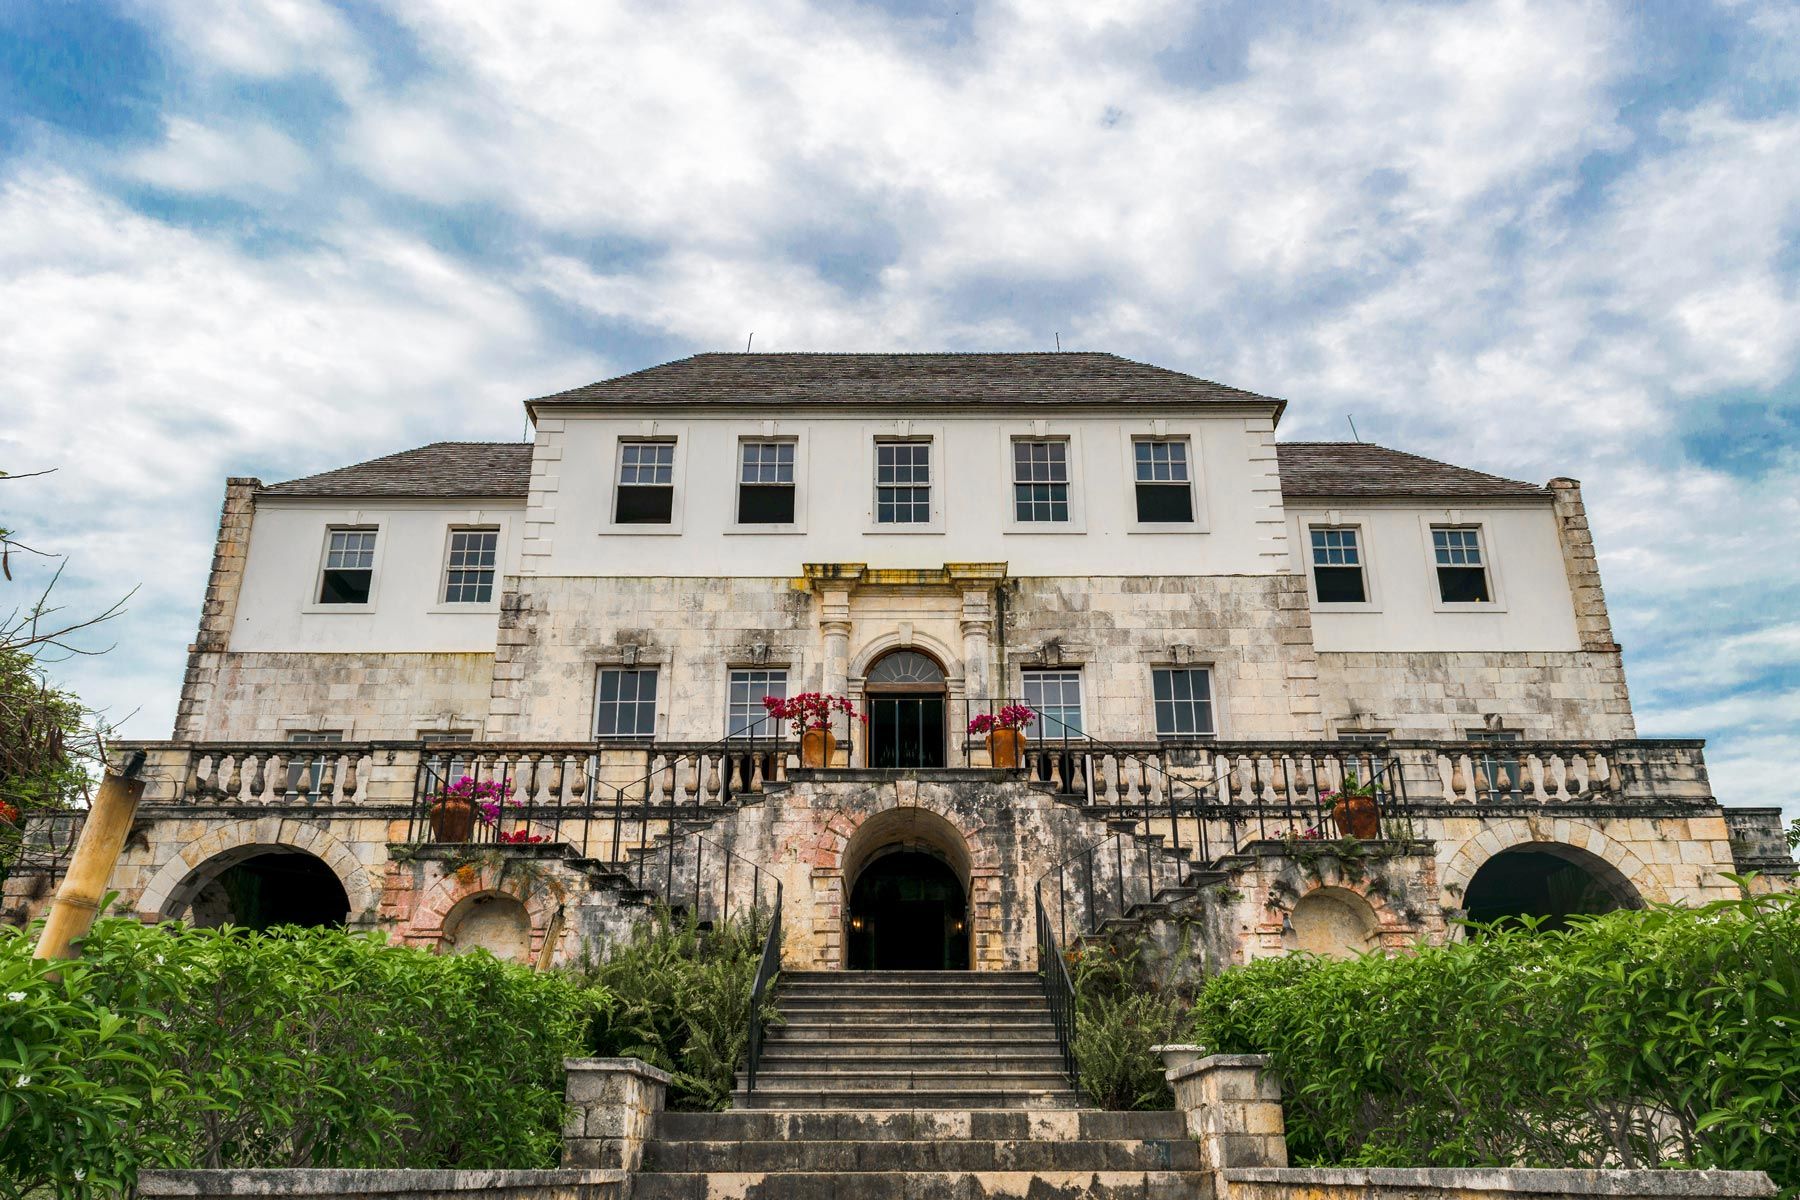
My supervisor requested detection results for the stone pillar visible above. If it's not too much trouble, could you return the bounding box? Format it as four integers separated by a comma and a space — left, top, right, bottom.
561, 1057, 670, 1172
959, 588, 994, 703
820, 589, 853, 765
1549, 478, 1635, 738
175, 477, 261, 740
1166, 1053, 1289, 1172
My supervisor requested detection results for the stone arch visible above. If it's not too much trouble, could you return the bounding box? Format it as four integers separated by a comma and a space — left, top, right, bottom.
1439, 818, 1657, 911
1285, 886, 1379, 958
401, 861, 568, 962
441, 891, 534, 961
849, 632, 964, 686
137, 817, 374, 922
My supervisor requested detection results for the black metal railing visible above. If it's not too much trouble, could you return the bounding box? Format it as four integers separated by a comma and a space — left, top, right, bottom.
1035, 882, 1079, 1087
744, 878, 783, 1093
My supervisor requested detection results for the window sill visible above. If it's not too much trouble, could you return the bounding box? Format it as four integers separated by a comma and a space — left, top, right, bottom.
426, 603, 502, 616
1126, 523, 1208, 535
862, 525, 945, 536
724, 526, 807, 536
1431, 600, 1509, 614
1001, 524, 1087, 535
600, 525, 684, 536
1312, 602, 1383, 614
301, 603, 375, 615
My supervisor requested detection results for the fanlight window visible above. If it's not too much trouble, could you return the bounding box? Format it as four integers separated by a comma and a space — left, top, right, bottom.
865, 651, 945, 689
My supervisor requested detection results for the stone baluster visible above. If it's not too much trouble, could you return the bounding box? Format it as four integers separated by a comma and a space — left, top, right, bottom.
340, 754, 360, 804
548, 755, 567, 808
224, 754, 244, 803
245, 753, 267, 804
293, 760, 315, 803
1047, 751, 1065, 793
318, 753, 339, 804
270, 755, 289, 805
1448, 755, 1469, 803
1522, 753, 1546, 803
1548, 753, 1572, 803
1590, 751, 1611, 792
705, 754, 722, 802
1068, 752, 1086, 798
749, 750, 765, 793
1567, 753, 1589, 797
1121, 758, 1141, 809
1145, 754, 1165, 808
684, 758, 702, 805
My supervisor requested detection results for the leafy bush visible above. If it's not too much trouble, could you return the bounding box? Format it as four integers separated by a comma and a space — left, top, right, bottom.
1190, 892, 1800, 1192
1, 918, 606, 1199
572, 908, 774, 1111
1069, 934, 1188, 1110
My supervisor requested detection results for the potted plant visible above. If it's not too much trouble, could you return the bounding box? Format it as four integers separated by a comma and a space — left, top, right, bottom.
0, 800, 18, 827
968, 703, 1036, 770
1322, 772, 1380, 840
426, 775, 513, 843
763, 692, 865, 768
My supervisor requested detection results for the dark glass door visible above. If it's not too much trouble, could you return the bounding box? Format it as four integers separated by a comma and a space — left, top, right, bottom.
868, 695, 946, 768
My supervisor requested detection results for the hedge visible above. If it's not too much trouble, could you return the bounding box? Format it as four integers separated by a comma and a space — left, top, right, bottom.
1190, 891, 1799, 1192
0, 918, 606, 1199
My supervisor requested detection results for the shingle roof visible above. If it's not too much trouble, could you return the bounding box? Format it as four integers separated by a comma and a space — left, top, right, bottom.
260, 442, 533, 499
1277, 442, 1548, 499
528, 352, 1284, 410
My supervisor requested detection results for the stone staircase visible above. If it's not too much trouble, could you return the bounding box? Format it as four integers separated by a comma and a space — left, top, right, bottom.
623, 971, 1209, 1198
735, 971, 1080, 1110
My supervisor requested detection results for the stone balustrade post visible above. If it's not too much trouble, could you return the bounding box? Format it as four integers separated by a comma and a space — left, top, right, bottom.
561, 1057, 671, 1172
1163, 1051, 1289, 1173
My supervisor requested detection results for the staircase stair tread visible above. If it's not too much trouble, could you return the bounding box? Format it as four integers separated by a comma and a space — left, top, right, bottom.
627, 1169, 1206, 1199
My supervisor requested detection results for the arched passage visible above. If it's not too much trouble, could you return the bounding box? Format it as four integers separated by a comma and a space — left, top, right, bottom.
180, 848, 351, 931
841, 806, 973, 970
1463, 842, 1640, 932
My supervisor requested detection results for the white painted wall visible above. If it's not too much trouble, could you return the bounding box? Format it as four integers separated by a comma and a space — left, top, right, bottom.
529, 410, 1286, 577
1286, 501, 1581, 652
231, 499, 524, 653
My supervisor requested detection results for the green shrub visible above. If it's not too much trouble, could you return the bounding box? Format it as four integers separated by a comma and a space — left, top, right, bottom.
1069, 934, 1188, 1110
572, 908, 774, 1111
1, 917, 606, 1199
1190, 892, 1800, 1192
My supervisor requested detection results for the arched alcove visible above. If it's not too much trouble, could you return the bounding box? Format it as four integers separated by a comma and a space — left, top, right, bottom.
1285, 886, 1379, 958
441, 892, 533, 961
179, 848, 351, 931
1463, 842, 1640, 932
841, 806, 974, 970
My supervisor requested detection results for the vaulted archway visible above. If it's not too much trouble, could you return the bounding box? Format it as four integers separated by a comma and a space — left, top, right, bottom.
841, 806, 973, 970
1462, 842, 1640, 932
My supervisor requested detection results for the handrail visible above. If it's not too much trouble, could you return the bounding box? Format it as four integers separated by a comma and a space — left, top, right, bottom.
1035, 882, 1079, 1089
744, 878, 783, 1093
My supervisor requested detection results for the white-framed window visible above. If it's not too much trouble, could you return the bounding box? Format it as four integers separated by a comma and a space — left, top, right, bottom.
1132, 439, 1195, 524
441, 527, 499, 604
1309, 526, 1367, 604
317, 527, 376, 604
285, 730, 343, 799
875, 440, 932, 524
737, 441, 796, 525
615, 440, 676, 524
1152, 667, 1215, 738
1432, 526, 1491, 603
594, 668, 659, 739
1012, 439, 1070, 523
1021, 669, 1084, 739
727, 668, 788, 738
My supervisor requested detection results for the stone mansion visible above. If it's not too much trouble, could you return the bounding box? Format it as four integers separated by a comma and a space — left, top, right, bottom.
10, 352, 1791, 970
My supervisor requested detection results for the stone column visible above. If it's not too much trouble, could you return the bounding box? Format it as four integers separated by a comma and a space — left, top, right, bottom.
820, 588, 853, 765
1165, 1053, 1289, 1172
959, 588, 994, 704
561, 1057, 670, 1172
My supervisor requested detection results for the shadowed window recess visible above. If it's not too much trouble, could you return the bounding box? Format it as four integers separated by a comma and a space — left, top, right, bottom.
846, 850, 970, 970
1310, 526, 1367, 603
1433, 526, 1491, 603
737, 440, 796, 524
615, 440, 676, 524
1133, 439, 1194, 523
317, 527, 376, 604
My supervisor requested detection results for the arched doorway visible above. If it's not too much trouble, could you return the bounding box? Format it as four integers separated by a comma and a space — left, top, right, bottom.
1463, 843, 1639, 932
865, 649, 948, 769
181, 849, 351, 931
847, 850, 970, 970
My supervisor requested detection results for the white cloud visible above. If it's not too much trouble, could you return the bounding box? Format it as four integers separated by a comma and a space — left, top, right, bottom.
121, 117, 314, 195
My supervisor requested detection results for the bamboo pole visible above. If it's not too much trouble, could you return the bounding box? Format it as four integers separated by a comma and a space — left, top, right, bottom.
33, 751, 146, 962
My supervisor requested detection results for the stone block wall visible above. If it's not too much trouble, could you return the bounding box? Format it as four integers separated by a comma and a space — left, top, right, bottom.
1316, 650, 1636, 740
191, 652, 498, 741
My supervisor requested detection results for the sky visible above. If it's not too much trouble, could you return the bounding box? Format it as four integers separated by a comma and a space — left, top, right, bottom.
1, 0, 1796, 828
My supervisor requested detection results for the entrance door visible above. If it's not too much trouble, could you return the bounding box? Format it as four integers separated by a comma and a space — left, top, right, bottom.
864, 650, 948, 769
847, 850, 970, 970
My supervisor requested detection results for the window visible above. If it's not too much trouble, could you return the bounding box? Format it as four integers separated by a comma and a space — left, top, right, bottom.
1432, 526, 1491, 603
1133, 440, 1194, 523
727, 668, 788, 738
421, 731, 475, 789
1469, 728, 1522, 798
317, 528, 376, 604
1309, 527, 1367, 604
1012, 440, 1070, 523
594, 668, 659, 738
1021, 669, 1084, 738
737, 441, 796, 525
285, 730, 343, 800
615, 441, 675, 524
1152, 668, 1215, 738
442, 528, 499, 604
875, 441, 932, 524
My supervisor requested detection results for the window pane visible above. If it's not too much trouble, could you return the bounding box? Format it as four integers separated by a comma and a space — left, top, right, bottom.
596, 669, 658, 738
616, 485, 674, 524
1134, 441, 1189, 483
1438, 566, 1491, 603
443, 528, 499, 603
738, 484, 795, 524
1022, 669, 1083, 736
319, 569, 372, 605
1314, 566, 1367, 604
1152, 669, 1214, 737
727, 669, 787, 737
285, 731, 343, 799
1135, 484, 1193, 523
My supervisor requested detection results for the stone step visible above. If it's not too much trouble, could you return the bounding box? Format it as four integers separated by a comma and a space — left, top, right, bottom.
644, 1137, 1202, 1172
629, 1169, 1206, 1198
654, 1108, 1187, 1142
759, 1053, 1068, 1073
781, 975, 1043, 989
733, 1089, 1082, 1110
775, 1000, 1053, 1016
763, 1031, 1061, 1049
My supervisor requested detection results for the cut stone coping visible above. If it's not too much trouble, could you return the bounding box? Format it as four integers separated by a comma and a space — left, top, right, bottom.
139, 1169, 627, 1196
1151, 1043, 1208, 1073
1167, 1053, 1272, 1084
564, 1056, 674, 1084
1222, 1168, 1778, 1198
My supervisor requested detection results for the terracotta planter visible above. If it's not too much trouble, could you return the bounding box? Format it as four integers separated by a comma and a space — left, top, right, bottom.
987, 728, 1027, 770
429, 795, 474, 843
1331, 792, 1381, 840
800, 728, 836, 769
